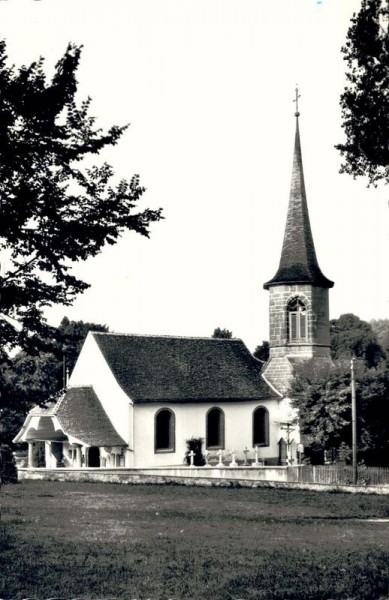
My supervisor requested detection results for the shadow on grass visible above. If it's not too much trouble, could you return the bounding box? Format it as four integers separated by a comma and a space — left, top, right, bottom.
2, 481, 389, 599
1, 527, 389, 600
222, 549, 389, 600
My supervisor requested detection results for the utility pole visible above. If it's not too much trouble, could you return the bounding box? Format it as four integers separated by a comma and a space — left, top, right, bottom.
351, 357, 357, 485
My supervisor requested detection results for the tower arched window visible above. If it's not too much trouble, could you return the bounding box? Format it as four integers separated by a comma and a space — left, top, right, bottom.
206, 407, 225, 449
155, 409, 175, 453
287, 297, 307, 341
253, 406, 269, 447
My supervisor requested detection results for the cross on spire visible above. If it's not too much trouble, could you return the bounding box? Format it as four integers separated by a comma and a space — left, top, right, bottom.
294, 86, 301, 117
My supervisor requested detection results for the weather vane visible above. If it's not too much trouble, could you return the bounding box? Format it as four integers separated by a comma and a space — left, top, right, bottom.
294, 85, 301, 117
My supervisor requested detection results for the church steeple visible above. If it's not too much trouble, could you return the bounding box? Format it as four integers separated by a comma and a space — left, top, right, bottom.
261, 92, 334, 397
264, 92, 333, 290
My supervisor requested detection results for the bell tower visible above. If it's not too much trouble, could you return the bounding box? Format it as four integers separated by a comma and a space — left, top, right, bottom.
262, 90, 334, 395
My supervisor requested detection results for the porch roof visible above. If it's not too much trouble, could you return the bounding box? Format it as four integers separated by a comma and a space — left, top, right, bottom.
55, 386, 127, 447
14, 386, 127, 448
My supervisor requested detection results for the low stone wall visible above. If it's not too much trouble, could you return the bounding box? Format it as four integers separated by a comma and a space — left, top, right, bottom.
18, 465, 289, 484
17, 466, 389, 494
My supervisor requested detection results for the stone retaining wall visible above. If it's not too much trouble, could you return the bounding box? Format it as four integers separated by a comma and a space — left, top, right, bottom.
17, 466, 389, 494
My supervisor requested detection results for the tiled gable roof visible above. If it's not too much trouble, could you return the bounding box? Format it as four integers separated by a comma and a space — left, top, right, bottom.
264, 118, 333, 290
29, 395, 64, 417
93, 333, 276, 402
56, 386, 126, 447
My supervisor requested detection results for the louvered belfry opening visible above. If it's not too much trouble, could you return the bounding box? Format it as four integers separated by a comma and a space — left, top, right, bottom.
287, 297, 308, 341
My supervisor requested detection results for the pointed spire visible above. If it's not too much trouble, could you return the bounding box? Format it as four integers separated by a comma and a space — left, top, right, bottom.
264, 93, 333, 290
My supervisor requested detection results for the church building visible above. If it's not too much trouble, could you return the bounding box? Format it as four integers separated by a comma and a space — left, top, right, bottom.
14, 103, 334, 470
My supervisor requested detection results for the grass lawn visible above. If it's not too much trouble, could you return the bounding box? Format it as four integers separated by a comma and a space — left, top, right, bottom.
1, 481, 389, 600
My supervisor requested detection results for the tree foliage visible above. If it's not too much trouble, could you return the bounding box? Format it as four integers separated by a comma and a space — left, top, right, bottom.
0, 443, 17, 484
54, 316, 108, 378
336, 0, 389, 186
253, 340, 270, 363
330, 313, 385, 367
290, 359, 352, 454
290, 313, 389, 465
1, 317, 108, 444
290, 358, 389, 465
212, 327, 233, 339
370, 318, 389, 355
0, 41, 162, 349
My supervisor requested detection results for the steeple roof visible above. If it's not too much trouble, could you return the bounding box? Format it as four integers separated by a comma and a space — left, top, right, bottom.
264, 113, 334, 290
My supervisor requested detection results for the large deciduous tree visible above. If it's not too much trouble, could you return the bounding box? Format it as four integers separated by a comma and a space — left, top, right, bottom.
289, 313, 389, 465
290, 359, 353, 458
0, 41, 162, 348
336, 0, 389, 186
290, 359, 389, 466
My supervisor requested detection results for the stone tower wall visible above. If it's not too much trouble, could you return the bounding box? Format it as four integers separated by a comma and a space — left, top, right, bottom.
268, 283, 330, 359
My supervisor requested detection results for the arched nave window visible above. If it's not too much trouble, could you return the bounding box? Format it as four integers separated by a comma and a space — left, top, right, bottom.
206, 407, 225, 449
253, 406, 269, 447
155, 409, 175, 453
287, 297, 307, 341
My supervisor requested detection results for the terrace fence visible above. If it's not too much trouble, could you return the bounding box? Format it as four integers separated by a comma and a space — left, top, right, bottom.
289, 464, 389, 486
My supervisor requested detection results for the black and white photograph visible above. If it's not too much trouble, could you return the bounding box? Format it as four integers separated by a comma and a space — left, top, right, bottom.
1, 0, 388, 598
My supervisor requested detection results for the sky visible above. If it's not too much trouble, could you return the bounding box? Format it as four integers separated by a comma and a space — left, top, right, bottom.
0, 0, 388, 352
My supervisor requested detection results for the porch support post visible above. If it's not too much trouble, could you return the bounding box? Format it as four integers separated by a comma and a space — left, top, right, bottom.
45, 441, 52, 468
28, 442, 34, 468
75, 445, 82, 468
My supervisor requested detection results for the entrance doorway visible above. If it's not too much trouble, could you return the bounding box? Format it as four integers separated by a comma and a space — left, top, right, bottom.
88, 446, 100, 467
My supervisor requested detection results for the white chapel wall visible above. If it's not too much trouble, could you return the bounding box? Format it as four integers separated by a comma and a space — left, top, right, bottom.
69, 333, 133, 449
133, 399, 281, 468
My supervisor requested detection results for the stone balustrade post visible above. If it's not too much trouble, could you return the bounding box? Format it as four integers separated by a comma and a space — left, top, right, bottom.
243, 446, 249, 466
254, 445, 260, 466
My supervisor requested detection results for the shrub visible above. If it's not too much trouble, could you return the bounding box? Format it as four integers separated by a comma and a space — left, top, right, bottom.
33, 441, 46, 467
1, 444, 18, 484
185, 437, 206, 466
